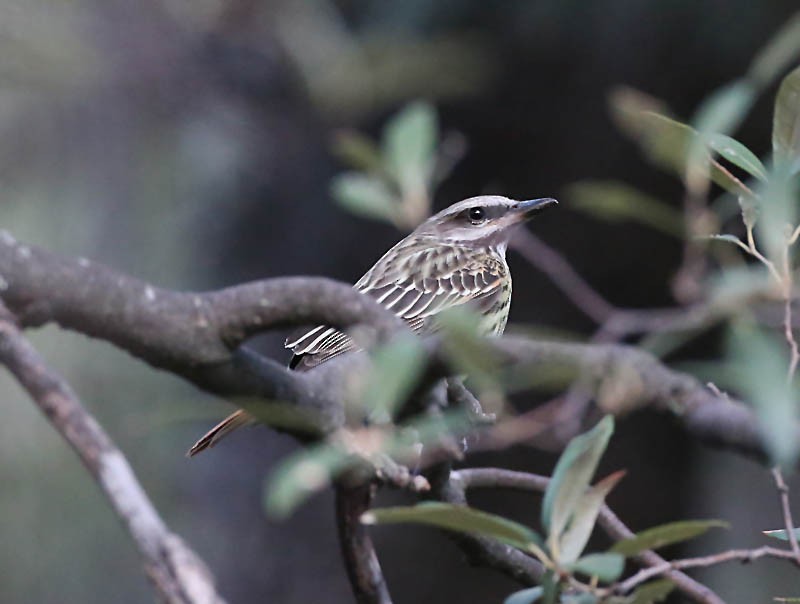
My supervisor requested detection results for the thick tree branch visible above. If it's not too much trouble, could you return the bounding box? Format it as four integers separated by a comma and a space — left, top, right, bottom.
0, 303, 224, 604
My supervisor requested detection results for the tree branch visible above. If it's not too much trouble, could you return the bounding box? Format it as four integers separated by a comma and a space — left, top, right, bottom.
0, 303, 225, 604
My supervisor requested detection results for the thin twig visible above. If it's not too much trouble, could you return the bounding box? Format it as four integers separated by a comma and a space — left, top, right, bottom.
0, 304, 225, 604
772, 467, 800, 564
452, 468, 724, 604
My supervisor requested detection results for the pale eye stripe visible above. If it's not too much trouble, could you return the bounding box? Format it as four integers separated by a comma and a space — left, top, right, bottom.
285, 325, 326, 349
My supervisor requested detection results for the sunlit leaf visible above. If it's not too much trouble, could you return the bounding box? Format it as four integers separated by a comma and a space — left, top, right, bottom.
773, 65, 800, 169
383, 101, 437, 192
569, 552, 624, 583
331, 172, 398, 222
542, 416, 614, 538
362, 502, 543, 551
558, 470, 626, 564
264, 442, 352, 519
504, 587, 543, 604
727, 324, 800, 468
763, 527, 800, 541
610, 519, 728, 556
566, 181, 684, 238
705, 133, 768, 180
332, 130, 385, 173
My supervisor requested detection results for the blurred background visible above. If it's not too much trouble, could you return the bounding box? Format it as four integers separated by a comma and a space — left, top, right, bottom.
1, 1, 799, 602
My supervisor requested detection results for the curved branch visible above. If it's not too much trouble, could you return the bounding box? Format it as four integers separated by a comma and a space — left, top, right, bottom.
0, 304, 225, 604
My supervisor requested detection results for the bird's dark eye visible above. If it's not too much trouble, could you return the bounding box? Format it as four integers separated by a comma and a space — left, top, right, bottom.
468, 207, 486, 223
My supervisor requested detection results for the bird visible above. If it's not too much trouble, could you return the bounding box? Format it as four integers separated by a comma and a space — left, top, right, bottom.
187, 195, 557, 456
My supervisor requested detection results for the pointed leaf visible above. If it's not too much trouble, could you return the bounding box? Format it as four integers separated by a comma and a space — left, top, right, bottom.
264, 443, 352, 518
773, 65, 800, 169
763, 527, 800, 541
749, 13, 800, 85
727, 324, 800, 468
705, 133, 768, 180
331, 172, 398, 222
362, 502, 543, 551
610, 519, 728, 556
627, 580, 676, 604
504, 587, 543, 604
383, 101, 437, 191
542, 416, 614, 539
569, 552, 625, 583
559, 470, 626, 564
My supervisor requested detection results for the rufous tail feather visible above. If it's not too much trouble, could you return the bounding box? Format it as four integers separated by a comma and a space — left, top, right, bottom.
187, 410, 254, 457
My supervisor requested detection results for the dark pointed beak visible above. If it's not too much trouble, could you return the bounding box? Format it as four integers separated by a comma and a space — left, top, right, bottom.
513, 197, 558, 220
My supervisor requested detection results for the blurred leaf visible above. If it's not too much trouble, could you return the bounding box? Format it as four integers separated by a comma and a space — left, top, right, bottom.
542, 416, 614, 537
749, 12, 800, 86
438, 306, 504, 389
755, 163, 798, 262
238, 398, 326, 436
566, 181, 683, 237
542, 570, 558, 604
727, 324, 800, 468
264, 442, 352, 518
621, 580, 676, 604
504, 587, 543, 604
332, 130, 385, 173
331, 172, 398, 222
363, 333, 427, 420
362, 502, 543, 551
763, 527, 800, 541
610, 519, 728, 556
558, 470, 626, 564
773, 66, 800, 169
383, 101, 437, 192
569, 552, 624, 583
692, 80, 755, 139
705, 133, 768, 181
608, 91, 751, 196
708, 266, 773, 308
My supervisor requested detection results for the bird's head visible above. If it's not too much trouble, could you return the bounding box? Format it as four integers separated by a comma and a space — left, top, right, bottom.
414, 195, 557, 247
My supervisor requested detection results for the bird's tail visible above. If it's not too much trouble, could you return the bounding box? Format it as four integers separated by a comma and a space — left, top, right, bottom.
187, 409, 254, 457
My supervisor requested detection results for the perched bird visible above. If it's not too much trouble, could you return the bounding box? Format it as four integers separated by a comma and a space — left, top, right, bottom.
188, 195, 557, 456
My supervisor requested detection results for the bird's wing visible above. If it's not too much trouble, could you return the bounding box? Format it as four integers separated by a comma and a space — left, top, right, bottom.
285, 245, 508, 369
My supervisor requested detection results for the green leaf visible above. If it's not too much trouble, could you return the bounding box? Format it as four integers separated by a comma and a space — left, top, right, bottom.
749, 13, 800, 86
763, 527, 800, 541
560, 594, 597, 604
610, 519, 728, 556
569, 552, 624, 583
607, 91, 751, 196
542, 571, 558, 604
626, 579, 675, 604
264, 443, 353, 519
383, 101, 437, 191
773, 65, 800, 169
727, 324, 800, 468
558, 470, 626, 564
331, 172, 398, 222
705, 133, 768, 180
331, 130, 384, 173
363, 333, 427, 420
754, 163, 799, 262
504, 587, 543, 604
566, 181, 684, 238
362, 502, 543, 551
542, 416, 614, 538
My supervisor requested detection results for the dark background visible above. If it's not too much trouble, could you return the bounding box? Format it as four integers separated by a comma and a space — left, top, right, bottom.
0, 1, 797, 602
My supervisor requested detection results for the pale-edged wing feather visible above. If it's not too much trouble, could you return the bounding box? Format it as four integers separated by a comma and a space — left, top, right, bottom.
286, 241, 508, 369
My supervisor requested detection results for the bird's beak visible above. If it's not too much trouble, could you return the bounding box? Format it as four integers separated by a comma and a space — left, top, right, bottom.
512, 197, 558, 221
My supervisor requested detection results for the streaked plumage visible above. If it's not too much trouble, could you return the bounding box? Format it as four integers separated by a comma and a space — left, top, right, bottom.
188, 195, 556, 456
